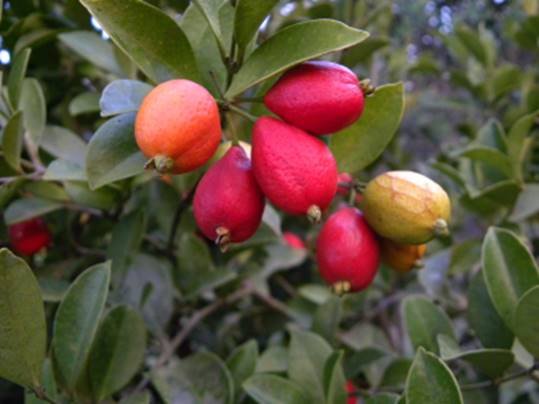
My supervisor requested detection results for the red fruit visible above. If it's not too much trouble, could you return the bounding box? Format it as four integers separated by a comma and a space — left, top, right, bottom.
9, 218, 52, 256
194, 146, 265, 250
316, 207, 380, 293
346, 381, 359, 404
252, 117, 338, 221
283, 232, 305, 250
337, 172, 354, 196
264, 61, 364, 135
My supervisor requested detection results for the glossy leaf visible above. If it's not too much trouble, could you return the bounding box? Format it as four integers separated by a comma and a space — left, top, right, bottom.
69, 92, 100, 116
234, 0, 279, 58
59, 31, 123, 75
243, 374, 309, 404
79, 0, 200, 84
20, 78, 46, 143
445, 349, 514, 379
510, 184, 539, 222
43, 160, 87, 182
514, 285, 539, 358
192, 0, 224, 53
342, 36, 390, 66
467, 271, 513, 349
40, 126, 87, 166
24, 359, 58, 404
7, 49, 31, 107
331, 83, 404, 173
100, 79, 152, 117
0, 249, 46, 388
402, 295, 456, 354
453, 146, 513, 178
323, 351, 347, 404
405, 348, 463, 404
226, 19, 369, 97
2, 111, 24, 171
52, 262, 111, 391
86, 112, 146, 190
86, 306, 146, 401
226, 340, 258, 395
4, 197, 62, 225
482, 227, 539, 329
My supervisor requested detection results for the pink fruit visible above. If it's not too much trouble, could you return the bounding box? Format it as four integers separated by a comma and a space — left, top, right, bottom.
283, 232, 306, 250
337, 172, 354, 196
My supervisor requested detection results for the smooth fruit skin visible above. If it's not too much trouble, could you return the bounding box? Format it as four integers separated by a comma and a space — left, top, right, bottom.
264, 61, 364, 135
135, 79, 221, 174
283, 232, 306, 250
337, 172, 353, 196
252, 117, 338, 217
362, 171, 451, 244
194, 146, 265, 245
316, 207, 380, 292
381, 238, 427, 273
9, 218, 52, 256
346, 381, 359, 404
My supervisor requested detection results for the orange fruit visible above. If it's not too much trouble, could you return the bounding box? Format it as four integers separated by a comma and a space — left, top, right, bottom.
135, 79, 222, 174
381, 238, 427, 273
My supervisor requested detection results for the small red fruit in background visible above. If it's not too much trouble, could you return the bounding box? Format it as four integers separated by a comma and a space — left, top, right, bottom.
316, 207, 380, 294
252, 117, 338, 222
194, 146, 265, 251
283, 232, 306, 250
337, 172, 354, 196
264, 61, 364, 135
9, 218, 52, 256
346, 380, 359, 404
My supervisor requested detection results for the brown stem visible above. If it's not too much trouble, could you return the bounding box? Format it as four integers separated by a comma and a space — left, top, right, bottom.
460, 363, 539, 391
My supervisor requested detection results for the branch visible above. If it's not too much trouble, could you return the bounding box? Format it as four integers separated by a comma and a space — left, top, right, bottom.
31, 386, 58, 404
460, 363, 539, 391
167, 182, 198, 253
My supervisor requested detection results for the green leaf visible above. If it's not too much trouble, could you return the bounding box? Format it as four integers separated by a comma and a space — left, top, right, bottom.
234, 0, 279, 59
69, 92, 100, 116
330, 83, 404, 173
507, 110, 538, 179
490, 65, 522, 101
2, 111, 24, 171
482, 227, 539, 330
467, 271, 513, 349
25, 359, 58, 404
312, 295, 342, 344
86, 306, 146, 401
288, 329, 332, 402
4, 197, 62, 225
118, 391, 150, 404
43, 160, 87, 182
342, 36, 390, 66
365, 394, 400, 404
64, 181, 118, 210
226, 19, 369, 97
510, 184, 539, 222
445, 349, 514, 379
402, 295, 456, 354
380, 358, 412, 389
152, 352, 234, 404
100, 80, 152, 117
79, 0, 200, 84
40, 126, 87, 166
243, 374, 310, 404
256, 346, 288, 373
52, 262, 111, 391
8, 49, 31, 107
323, 351, 347, 404
59, 31, 123, 75
192, 0, 224, 54
226, 340, 258, 395
19, 78, 46, 143
0, 249, 46, 388
514, 285, 539, 358
453, 146, 514, 178
405, 348, 463, 404
455, 26, 488, 66
86, 112, 146, 190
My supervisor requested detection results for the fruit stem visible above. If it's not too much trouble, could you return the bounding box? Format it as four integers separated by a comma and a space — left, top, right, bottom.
227, 104, 257, 123
225, 113, 240, 146
215, 226, 231, 252
433, 219, 450, 237
359, 79, 376, 96
145, 155, 175, 174
348, 188, 357, 205
307, 205, 322, 224
332, 281, 351, 295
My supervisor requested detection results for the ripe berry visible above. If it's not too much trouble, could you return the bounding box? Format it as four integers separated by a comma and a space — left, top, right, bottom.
264, 61, 364, 135
283, 232, 306, 250
346, 381, 359, 404
316, 207, 380, 293
362, 171, 451, 244
381, 238, 427, 273
252, 117, 337, 222
337, 172, 354, 196
135, 79, 221, 174
194, 146, 265, 250
9, 218, 52, 256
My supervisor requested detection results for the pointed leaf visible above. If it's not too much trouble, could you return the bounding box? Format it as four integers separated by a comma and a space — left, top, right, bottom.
226, 340, 258, 395
8, 49, 31, 106
24, 360, 58, 404
445, 349, 514, 379
43, 160, 87, 182
514, 285, 539, 358
226, 19, 369, 97
100, 80, 152, 117
331, 83, 404, 173
20, 78, 46, 143
40, 126, 87, 166
234, 0, 279, 58
69, 92, 100, 116
4, 197, 63, 225
0, 249, 46, 388
243, 374, 310, 404
323, 351, 347, 404
2, 111, 24, 171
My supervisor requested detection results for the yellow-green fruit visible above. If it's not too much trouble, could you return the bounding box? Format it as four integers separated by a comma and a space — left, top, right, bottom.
208, 140, 252, 165
362, 171, 451, 244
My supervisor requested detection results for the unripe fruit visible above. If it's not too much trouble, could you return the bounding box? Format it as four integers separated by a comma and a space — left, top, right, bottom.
264, 61, 364, 135
337, 172, 353, 196
252, 117, 338, 222
193, 146, 265, 250
9, 218, 52, 256
316, 207, 380, 293
283, 232, 306, 250
381, 239, 427, 273
362, 171, 451, 244
135, 79, 221, 174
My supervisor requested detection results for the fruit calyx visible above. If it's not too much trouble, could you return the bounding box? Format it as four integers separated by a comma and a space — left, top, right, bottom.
359, 79, 375, 95
307, 205, 322, 224
215, 226, 231, 252
332, 280, 352, 295
144, 154, 175, 174
433, 218, 450, 237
